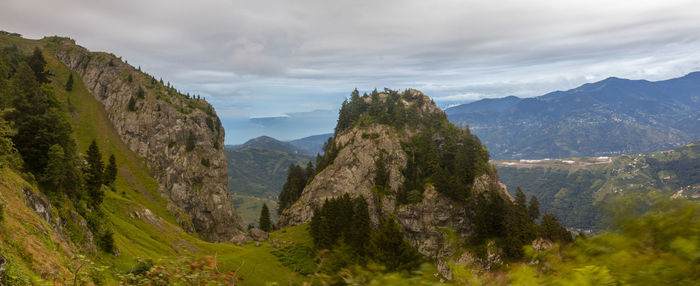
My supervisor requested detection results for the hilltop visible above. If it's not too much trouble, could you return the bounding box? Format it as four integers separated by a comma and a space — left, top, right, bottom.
274, 88, 566, 280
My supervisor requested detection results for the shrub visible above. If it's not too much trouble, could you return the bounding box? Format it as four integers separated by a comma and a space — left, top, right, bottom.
186, 132, 196, 152
127, 97, 137, 111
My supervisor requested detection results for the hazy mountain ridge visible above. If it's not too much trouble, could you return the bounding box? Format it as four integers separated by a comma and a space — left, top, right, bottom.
446, 73, 700, 159
288, 133, 333, 155
229, 135, 311, 155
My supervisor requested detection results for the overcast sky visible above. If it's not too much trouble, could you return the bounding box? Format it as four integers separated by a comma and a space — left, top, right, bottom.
3, 0, 700, 143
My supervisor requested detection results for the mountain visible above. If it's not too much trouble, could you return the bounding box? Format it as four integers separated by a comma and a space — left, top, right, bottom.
55, 38, 244, 241
231, 135, 311, 155
277, 89, 512, 267
446, 73, 700, 159
0, 33, 303, 284
494, 141, 700, 230
225, 136, 313, 226
288, 133, 333, 155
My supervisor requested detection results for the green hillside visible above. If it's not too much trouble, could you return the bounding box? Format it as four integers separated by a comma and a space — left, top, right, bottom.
0, 33, 303, 284
495, 142, 700, 230
226, 143, 312, 226
227, 146, 312, 200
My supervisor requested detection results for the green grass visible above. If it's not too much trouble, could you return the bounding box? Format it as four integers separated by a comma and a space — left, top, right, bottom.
271, 244, 318, 275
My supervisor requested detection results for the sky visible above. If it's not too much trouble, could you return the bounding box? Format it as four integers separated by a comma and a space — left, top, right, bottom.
2, 0, 700, 143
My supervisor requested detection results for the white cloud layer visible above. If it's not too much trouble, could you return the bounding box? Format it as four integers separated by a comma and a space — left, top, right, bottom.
2, 0, 700, 142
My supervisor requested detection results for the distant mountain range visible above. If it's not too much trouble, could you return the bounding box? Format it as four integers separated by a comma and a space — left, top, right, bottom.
446, 72, 700, 159
289, 133, 333, 155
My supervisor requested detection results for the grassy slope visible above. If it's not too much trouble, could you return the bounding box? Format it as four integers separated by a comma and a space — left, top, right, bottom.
0, 34, 305, 284
0, 168, 72, 284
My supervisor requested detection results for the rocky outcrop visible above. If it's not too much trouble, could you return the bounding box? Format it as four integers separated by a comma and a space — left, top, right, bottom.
277, 90, 510, 260
0, 252, 6, 284
54, 40, 244, 241
22, 187, 63, 237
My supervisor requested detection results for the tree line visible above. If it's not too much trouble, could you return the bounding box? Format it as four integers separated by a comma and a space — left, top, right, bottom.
472, 187, 572, 260
309, 194, 422, 273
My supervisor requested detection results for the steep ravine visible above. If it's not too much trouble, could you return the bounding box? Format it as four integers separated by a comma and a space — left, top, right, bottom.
54, 39, 244, 241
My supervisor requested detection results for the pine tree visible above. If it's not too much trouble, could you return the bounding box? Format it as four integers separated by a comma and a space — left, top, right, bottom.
85, 140, 105, 207
370, 218, 422, 271
40, 144, 66, 195
368, 91, 382, 117
136, 86, 145, 99
541, 213, 572, 243
65, 73, 73, 91
104, 154, 117, 185
528, 195, 540, 221
186, 131, 196, 151
374, 152, 390, 189
348, 197, 371, 257
26, 47, 48, 83
127, 96, 137, 111
304, 161, 315, 184
259, 203, 272, 232
515, 187, 527, 211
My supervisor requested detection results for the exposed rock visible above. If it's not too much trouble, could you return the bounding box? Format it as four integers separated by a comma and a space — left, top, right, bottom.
255, 241, 262, 247
532, 238, 554, 252
131, 208, 168, 231
249, 228, 269, 242
436, 260, 452, 281
277, 90, 511, 263
22, 187, 63, 238
230, 234, 250, 246
54, 40, 244, 241
0, 253, 6, 285
69, 210, 97, 254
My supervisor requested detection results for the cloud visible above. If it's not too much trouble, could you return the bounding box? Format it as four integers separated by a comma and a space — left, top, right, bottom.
2, 0, 700, 142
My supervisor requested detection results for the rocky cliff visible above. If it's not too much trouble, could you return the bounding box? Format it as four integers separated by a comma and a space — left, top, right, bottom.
278, 89, 510, 259
54, 39, 244, 241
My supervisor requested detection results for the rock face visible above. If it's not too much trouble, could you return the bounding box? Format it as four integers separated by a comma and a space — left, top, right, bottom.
278, 90, 509, 260
54, 40, 244, 241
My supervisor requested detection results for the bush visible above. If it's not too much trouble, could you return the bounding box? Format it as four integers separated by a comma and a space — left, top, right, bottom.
98, 230, 115, 254
200, 158, 210, 167
127, 96, 137, 111
186, 131, 196, 152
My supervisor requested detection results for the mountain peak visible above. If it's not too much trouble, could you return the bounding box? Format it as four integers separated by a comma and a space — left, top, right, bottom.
234, 135, 311, 155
